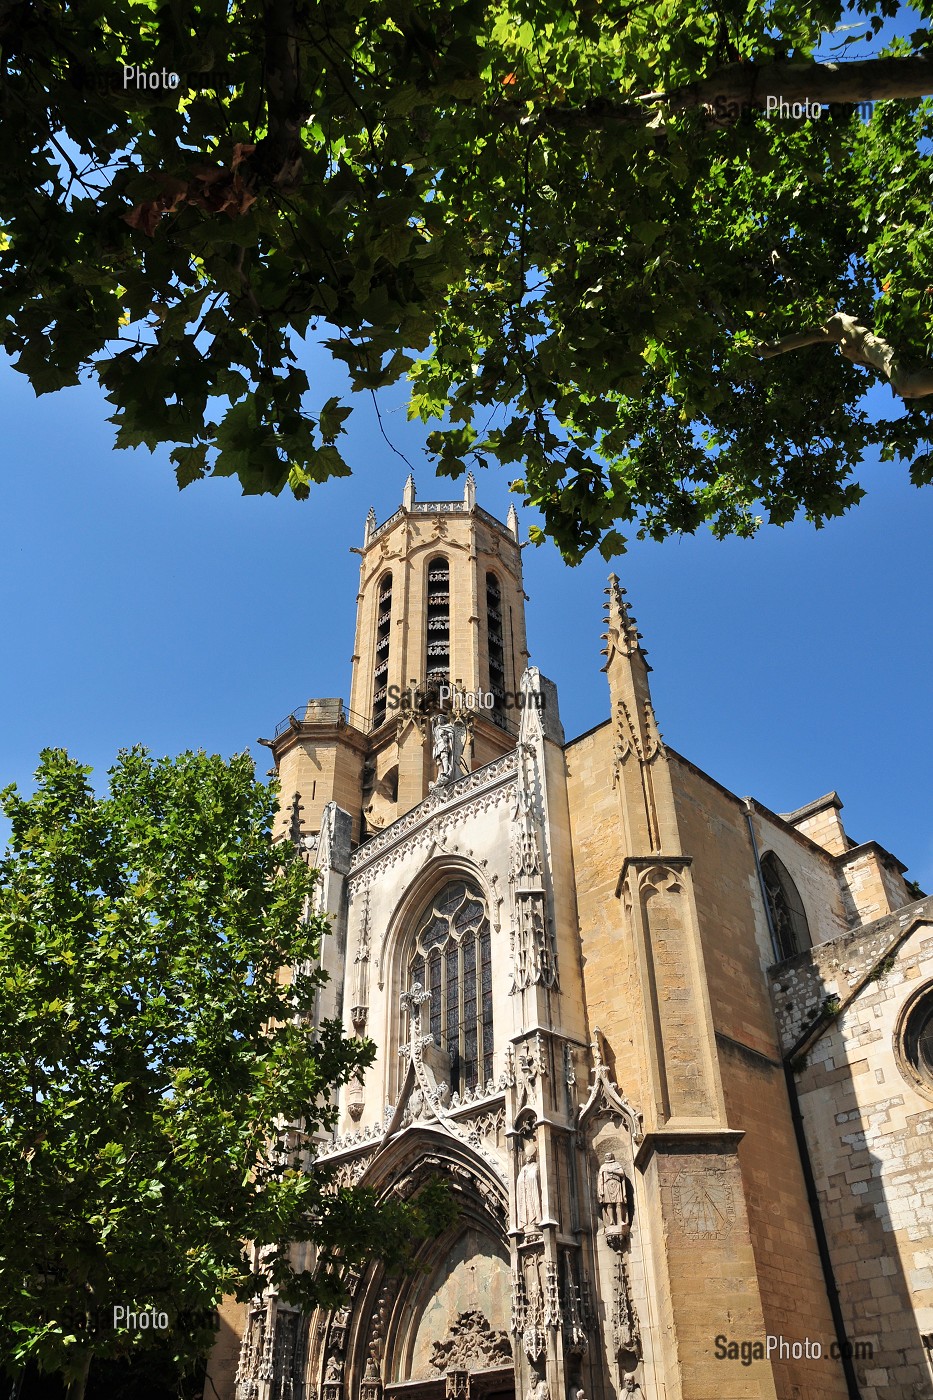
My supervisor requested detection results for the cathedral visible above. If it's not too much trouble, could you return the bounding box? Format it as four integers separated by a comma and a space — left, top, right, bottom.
209, 479, 933, 1400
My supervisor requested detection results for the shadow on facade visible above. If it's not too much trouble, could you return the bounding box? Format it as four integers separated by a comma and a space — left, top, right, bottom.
779, 957, 933, 1398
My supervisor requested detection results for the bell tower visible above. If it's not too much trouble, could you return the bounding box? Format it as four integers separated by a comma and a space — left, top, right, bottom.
348, 473, 528, 825
262, 476, 529, 846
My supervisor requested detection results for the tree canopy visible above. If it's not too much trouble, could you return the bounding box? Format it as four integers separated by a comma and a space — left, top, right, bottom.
0, 748, 450, 1398
1, 0, 933, 559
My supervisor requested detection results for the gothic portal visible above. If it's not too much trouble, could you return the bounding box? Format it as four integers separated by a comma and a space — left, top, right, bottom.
211, 480, 933, 1400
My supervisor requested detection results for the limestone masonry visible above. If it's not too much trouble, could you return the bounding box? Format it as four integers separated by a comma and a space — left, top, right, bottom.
210, 481, 933, 1400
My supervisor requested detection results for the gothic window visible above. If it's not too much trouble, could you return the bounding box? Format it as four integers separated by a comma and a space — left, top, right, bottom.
408, 879, 493, 1092
426, 555, 450, 696
760, 851, 812, 961
486, 572, 506, 729
372, 571, 392, 728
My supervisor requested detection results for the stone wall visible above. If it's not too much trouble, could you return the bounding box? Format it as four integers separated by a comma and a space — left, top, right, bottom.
769, 899, 933, 1399
669, 755, 849, 1400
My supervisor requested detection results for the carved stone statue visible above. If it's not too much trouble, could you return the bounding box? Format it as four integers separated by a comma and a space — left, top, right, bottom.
325, 1355, 343, 1383
431, 719, 457, 784
516, 1139, 543, 1230
598, 1153, 630, 1230
621, 1377, 642, 1396
526, 1379, 549, 1400
364, 1354, 380, 1382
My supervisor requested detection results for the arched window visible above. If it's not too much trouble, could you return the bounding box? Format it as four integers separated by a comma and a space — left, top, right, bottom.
425, 555, 450, 696
372, 571, 392, 728
408, 879, 493, 1092
760, 851, 812, 961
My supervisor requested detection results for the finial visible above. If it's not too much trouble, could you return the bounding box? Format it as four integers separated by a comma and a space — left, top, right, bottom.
463, 471, 476, 509
403, 473, 416, 509
604, 575, 640, 654
364, 505, 377, 546
507, 502, 520, 539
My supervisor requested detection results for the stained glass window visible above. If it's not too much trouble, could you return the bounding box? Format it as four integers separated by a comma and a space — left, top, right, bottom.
407, 879, 493, 1094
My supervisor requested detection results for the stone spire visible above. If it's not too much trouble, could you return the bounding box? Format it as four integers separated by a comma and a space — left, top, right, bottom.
601, 576, 673, 854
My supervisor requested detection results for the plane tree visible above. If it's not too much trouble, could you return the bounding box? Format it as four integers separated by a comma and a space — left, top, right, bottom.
1, 0, 932, 559
0, 747, 449, 1399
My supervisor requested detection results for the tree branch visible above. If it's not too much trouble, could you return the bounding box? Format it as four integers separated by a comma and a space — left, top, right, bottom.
758, 312, 933, 399
528, 55, 933, 129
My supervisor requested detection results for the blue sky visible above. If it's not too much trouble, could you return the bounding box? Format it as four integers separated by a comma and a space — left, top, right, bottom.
1, 352, 931, 889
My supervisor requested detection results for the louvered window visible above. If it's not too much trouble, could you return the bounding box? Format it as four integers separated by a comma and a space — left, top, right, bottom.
372, 572, 392, 727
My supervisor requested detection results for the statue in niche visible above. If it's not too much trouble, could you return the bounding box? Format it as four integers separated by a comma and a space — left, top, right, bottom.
516, 1138, 543, 1230
621, 1377, 642, 1397
525, 1380, 549, 1400
597, 1153, 630, 1231
431, 718, 465, 786
325, 1355, 343, 1383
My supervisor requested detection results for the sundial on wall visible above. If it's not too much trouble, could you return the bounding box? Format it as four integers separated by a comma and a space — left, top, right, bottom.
671, 1170, 735, 1240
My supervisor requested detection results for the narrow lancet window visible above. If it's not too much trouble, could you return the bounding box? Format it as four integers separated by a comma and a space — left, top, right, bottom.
372, 571, 392, 728
761, 851, 812, 961
426, 555, 450, 698
486, 572, 506, 727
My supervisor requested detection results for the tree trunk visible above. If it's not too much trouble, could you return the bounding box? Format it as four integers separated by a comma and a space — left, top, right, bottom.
64, 1352, 92, 1400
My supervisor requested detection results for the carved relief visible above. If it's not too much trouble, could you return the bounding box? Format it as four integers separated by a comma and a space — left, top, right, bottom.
234, 1306, 265, 1400
512, 894, 557, 993
516, 1032, 549, 1110
561, 1253, 589, 1357
461, 1103, 506, 1148
429, 1310, 513, 1372
349, 751, 518, 892
612, 1254, 641, 1358
508, 740, 558, 994
512, 1249, 548, 1364
324, 1150, 377, 1189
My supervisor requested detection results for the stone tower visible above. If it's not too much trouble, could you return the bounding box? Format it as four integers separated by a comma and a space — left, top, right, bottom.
265, 474, 528, 844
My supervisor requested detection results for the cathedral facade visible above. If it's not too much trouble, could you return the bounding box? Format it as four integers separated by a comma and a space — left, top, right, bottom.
211, 480, 933, 1400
